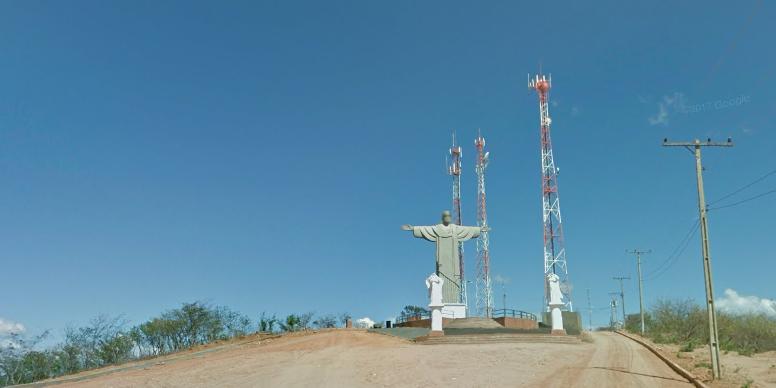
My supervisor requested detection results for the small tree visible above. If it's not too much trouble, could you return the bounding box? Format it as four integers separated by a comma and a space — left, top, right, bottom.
400, 305, 428, 320
313, 314, 338, 329
298, 312, 315, 330
0, 331, 49, 386
279, 314, 301, 332
258, 312, 277, 333
339, 312, 352, 327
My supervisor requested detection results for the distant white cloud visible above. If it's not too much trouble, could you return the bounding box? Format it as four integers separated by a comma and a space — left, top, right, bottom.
570, 106, 580, 116
354, 317, 375, 328
716, 289, 776, 318
0, 318, 25, 335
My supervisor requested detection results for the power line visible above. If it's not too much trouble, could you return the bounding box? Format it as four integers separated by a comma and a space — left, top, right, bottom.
708, 167, 776, 206
644, 220, 700, 281
643, 218, 700, 280
709, 188, 776, 211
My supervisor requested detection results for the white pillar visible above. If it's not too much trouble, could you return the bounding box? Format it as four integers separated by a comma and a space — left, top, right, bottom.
550, 305, 565, 335
430, 305, 443, 333
547, 273, 566, 335
426, 273, 445, 336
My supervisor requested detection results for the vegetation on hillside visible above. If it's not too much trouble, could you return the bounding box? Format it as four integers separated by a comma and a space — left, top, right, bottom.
0, 302, 349, 386
624, 299, 776, 356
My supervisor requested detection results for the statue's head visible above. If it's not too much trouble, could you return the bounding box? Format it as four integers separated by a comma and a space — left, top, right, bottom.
441, 210, 452, 226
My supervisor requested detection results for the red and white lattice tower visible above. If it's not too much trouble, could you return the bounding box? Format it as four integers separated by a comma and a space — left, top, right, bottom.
474, 132, 494, 317
528, 74, 573, 311
448, 132, 467, 307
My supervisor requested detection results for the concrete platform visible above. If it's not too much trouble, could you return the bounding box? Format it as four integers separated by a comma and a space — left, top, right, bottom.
444, 317, 504, 329
416, 333, 582, 345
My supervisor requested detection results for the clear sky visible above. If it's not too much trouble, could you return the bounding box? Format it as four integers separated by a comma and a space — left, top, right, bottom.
1, 1, 774, 337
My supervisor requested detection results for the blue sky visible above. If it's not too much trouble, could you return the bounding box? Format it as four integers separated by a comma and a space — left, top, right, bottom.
1, 1, 774, 337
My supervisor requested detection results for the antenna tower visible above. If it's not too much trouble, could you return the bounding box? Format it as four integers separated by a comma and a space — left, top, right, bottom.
474, 132, 494, 317
448, 132, 467, 307
528, 73, 573, 311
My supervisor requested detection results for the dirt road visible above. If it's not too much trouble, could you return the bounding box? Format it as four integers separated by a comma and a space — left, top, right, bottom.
30, 330, 692, 387
539, 331, 692, 387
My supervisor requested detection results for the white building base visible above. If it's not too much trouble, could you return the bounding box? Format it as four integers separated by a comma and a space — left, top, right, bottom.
442, 303, 467, 319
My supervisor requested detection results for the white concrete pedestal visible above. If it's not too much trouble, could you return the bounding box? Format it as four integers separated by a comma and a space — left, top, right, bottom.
550, 305, 566, 335
429, 304, 444, 336
426, 273, 446, 336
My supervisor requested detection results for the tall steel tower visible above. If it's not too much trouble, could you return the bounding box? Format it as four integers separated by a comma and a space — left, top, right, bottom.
528, 74, 573, 311
448, 132, 467, 307
474, 132, 494, 317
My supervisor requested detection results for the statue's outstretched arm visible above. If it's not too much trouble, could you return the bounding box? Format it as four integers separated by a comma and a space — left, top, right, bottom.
401, 224, 413, 231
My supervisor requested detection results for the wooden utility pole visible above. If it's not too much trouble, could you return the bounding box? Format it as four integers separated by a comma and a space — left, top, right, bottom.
612, 276, 630, 325
663, 137, 733, 380
627, 250, 650, 335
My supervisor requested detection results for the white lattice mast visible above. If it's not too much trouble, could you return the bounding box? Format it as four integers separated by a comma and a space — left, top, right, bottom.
474, 132, 494, 317
448, 132, 467, 307
528, 73, 573, 312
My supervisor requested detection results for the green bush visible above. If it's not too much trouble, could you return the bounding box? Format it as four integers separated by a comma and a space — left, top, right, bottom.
638, 299, 776, 356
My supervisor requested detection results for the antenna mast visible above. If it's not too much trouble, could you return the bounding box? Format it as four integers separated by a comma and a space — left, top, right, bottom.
474, 132, 494, 317
528, 73, 573, 312
448, 132, 467, 309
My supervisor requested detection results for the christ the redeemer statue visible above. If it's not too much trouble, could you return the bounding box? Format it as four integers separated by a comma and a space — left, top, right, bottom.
402, 210, 481, 304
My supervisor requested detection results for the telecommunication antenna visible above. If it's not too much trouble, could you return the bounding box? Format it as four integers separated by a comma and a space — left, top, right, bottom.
608, 293, 620, 329
474, 131, 494, 317
529, 73, 573, 311
448, 132, 467, 309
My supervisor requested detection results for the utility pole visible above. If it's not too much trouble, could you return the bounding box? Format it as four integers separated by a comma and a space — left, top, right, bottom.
663, 137, 733, 380
586, 288, 593, 331
612, 276, 630, 326
627, 250, 650, 335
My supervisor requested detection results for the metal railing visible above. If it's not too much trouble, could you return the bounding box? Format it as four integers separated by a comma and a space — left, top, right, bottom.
395, 312, 430, 324
491, 309, 537, 321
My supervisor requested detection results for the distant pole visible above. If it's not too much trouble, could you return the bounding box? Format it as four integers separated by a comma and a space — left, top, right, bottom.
612, 276, 630, 326
663, 138, 733, 380
586, 288, 593, 330
502, 283, 507, 312
627, 249, 650, 335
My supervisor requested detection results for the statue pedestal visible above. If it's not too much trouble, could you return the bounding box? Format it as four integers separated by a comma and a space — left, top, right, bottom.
429, 303, 444, 336
549, 304, 566, 336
